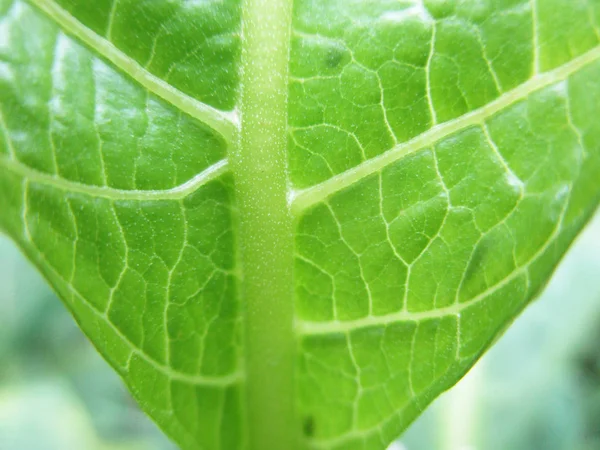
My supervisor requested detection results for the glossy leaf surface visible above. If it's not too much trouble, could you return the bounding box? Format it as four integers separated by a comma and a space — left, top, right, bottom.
0, 0, 599, 449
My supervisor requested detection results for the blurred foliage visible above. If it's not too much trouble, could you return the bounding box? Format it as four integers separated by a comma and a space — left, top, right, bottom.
0, 236, 175, 450
0, 212, 599, 450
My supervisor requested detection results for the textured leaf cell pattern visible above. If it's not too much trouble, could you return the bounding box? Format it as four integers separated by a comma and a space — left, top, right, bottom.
0, 0, 599, 449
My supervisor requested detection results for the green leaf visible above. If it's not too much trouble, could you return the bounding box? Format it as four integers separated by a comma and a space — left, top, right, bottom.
0, 0, 599, 449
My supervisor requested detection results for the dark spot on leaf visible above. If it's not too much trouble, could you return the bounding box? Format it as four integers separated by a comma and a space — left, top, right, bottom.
303, 416, 315, 437
325, 48, 343, 68
461, 240, 489, 290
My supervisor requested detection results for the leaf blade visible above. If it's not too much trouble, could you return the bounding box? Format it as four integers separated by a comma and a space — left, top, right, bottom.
1, 1, 599, 449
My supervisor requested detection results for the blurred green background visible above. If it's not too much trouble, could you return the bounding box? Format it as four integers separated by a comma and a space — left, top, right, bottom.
0, 213, 599, 450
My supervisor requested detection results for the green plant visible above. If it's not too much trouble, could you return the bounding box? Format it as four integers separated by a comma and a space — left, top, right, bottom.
0, 0, 599, 449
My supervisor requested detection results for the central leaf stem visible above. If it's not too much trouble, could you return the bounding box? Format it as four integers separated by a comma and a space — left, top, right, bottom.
232, 0, 296, 449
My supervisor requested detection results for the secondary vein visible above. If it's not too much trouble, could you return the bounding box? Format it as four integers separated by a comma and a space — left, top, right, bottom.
27, 0, 239, 143
0, 156, 228, 200
290, 43, 600, 214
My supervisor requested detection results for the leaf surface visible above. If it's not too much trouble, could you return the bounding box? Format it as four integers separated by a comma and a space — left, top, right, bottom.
0, 0, 599, 449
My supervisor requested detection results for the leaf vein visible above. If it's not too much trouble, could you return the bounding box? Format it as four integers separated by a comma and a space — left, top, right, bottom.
289, 44, 600, 213
296, 185, 570, 336
26, 0, 239, 142
0, 156, 229, 200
